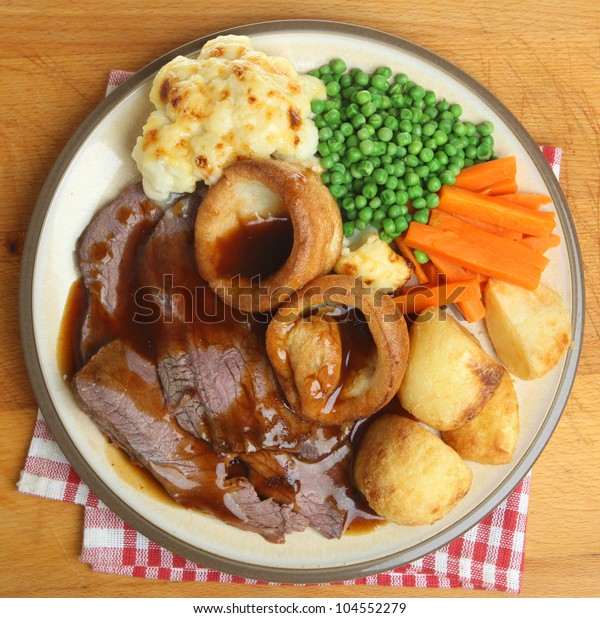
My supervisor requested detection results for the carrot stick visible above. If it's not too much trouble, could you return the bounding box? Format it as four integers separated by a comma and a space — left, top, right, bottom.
428, 253, 474, 281
519, 234, 561, 253
419, 259, 438, 283
404, 222, 542, 290
454, 156, 517, 192
395, 236, 429, 283
393, 277, 482, 314
427, 255, 486, 322
438, 185, 556, 237
454, 214, 523, 240
429, 210, 549, 271
480, 177, 519, 196
497, 193, 552, 209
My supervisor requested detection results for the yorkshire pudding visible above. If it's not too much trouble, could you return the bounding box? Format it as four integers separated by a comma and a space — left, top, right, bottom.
195, 159, 343, 313
266, 275, 410, 425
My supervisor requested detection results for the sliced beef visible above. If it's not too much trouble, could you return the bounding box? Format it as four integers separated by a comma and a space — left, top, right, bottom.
139, 196, 352, 459
241, 445, 378, 540
72, 339, 308, 543
77, 183, 163, 362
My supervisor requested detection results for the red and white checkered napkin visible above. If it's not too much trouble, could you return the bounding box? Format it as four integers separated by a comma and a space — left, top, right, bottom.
18, 70, 564, 594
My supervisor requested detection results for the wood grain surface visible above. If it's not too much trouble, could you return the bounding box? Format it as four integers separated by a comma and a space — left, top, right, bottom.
1, 0, 598, 598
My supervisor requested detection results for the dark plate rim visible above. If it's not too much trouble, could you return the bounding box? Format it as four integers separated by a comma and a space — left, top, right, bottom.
19, 19, 585, 584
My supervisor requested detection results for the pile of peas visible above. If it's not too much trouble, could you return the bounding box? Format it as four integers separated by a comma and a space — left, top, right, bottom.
309, 59, 495, 249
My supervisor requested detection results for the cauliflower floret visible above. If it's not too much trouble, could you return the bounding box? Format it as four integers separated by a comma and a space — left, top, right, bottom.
334, 230, 412, 293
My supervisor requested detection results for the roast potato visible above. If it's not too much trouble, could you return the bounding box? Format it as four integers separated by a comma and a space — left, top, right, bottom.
484, 279, 571, 380
353, 414, 472, 526
398, 307, 504, 431
442, 369, 519, 464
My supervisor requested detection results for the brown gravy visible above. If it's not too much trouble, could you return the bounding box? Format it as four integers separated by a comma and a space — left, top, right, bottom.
215, 216, 293, 280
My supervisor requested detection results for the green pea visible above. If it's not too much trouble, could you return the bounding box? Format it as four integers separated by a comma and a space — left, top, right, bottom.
439, 170, 456, 185
339, 122, 354, 137
380, 189, 396, 205
377, 127, 394, 142
373, 208, 386, 222
326, 81, 341, 97
387, 204, 402, 218
437, 99, 450, 112
343, 221, 355, 237
361, 101, 377, 117
329, 185, 347, 199
407, 140, 423, 155
351, 113, 366, 128
376, 66, 393, 79
351, 196, 365, 211
329, 171, 344, 186
435, 151, 449, 165
396, 131, 412, 147
358, 206, 374, 222
362, 182, 378, 198
386, 142, 398, 156
477, 143, 492, 160
447, 163, 461, 176
321, 155, 335, 169
399, 119, 413, 133
359, 139, 375, 156
433, 130, 448, 145
382, 217, 396, 235
357, 160, 374, 177
411, 108, 423, 123
355, 219, 367, 231
405, 154, 419, 167
438, 119, 453, 134
426, 193, 440, 209
478, 120, 494, 136
330, 58, 347, 74
391, 93, 405, 108
464, 121, 476, 137
413, 249, 429, 264
369, 114, 383, 129
405, 172, 420, 186
415, 165, 430, 178
372, 168, 388, 185
444, 143, 458, 157
395, 189, 409, 205
354, 71, 370, 86
371, 74, 388, 91
339, 74, 353, 88
412, 209, 430, 224
412, 197, 427, 211
324, 109, 341, 125
419, 147, 434, 162
422, 122, 437, 137
395, 73, 409, 85
427, 158, 441, 173
355, 90, 372, 105
427, 176, 442, 192
309, 69, 321, 78
407, 185, 423, 200
312, 99, 326, 115
394, 216, 409, 234
385, 176, 399, 191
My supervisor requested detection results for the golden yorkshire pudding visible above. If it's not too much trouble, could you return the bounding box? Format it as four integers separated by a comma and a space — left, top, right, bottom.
195, 159, 343, 313
266, 275, 409, 425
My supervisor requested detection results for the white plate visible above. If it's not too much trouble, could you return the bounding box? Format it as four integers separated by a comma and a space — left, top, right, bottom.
20, 20, 584, 583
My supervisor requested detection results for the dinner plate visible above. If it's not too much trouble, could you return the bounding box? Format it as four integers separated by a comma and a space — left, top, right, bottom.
19, 20, 584, 583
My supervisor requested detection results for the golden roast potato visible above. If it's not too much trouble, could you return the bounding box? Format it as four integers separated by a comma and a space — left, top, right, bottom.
442, 369, 519, 464
484, 279, 571, 380
353, 414, 473, 526
398, 307, 504, 431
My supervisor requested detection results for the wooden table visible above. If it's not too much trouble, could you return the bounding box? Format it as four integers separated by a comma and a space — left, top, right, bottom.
1, 0, 598, 598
